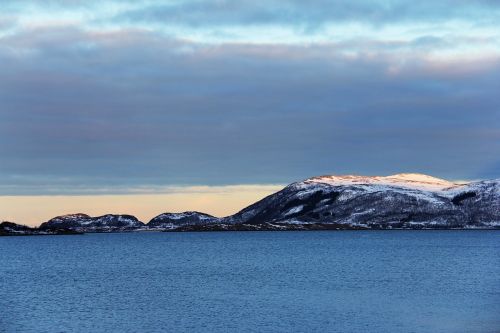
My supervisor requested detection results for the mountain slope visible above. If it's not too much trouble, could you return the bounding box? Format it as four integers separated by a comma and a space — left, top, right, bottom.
223, 174, 499, 229
445, 180, 500, 226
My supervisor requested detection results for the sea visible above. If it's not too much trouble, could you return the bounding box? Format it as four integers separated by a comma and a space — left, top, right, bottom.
1, 231, 499, 333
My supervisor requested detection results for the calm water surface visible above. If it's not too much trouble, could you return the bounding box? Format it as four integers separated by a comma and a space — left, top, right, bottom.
1, 231, 499, 333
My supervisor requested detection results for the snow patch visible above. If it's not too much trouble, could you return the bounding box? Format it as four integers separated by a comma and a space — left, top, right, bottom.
284, 205, 304, 216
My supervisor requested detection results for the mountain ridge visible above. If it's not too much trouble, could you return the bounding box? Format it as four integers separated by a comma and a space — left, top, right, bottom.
2, 173, 499, 235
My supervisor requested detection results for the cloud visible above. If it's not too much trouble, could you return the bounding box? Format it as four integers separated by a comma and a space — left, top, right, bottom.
0, 14, 18, 32
0, 177, 285, 195
115, 0, 500, 28
0, 3, 499, 196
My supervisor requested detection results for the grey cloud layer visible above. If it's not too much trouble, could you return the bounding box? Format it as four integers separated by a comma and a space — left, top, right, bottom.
1, 24, 499, 194
116, 0, 500, 27
3, 0, 500, 28
1, 0, 500, 195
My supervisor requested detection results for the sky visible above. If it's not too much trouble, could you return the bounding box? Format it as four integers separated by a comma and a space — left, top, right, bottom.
1, 1, 500, 225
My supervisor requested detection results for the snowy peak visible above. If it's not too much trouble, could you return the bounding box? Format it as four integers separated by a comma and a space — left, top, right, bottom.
148, 211, 218, 228
153, 211, 215, 221
302, 173, 457, 191
54, 213, 91, 220
385, 173, 457, 189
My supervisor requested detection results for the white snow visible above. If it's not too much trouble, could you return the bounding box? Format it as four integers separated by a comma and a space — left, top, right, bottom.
302, 173, 459, 192
282, 219, 312, 225
284, 205, 304, 216
156, 212, 214, 220
483, 221, 500, 227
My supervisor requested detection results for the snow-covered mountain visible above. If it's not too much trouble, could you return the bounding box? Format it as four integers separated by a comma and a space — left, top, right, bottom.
148, 211, 219, 229
221, 173, 500, 230
5, 173, 499, 235
39, 213, 145, 232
